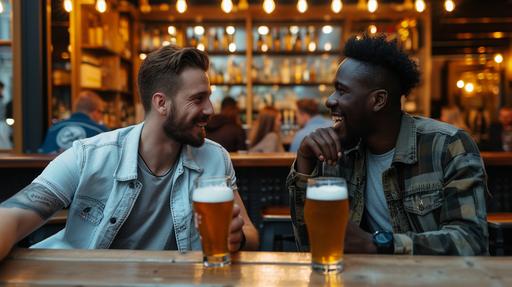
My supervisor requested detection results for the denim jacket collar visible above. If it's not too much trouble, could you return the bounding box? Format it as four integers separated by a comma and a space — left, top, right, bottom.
113, 122, 203, 181
392, 113, 418, 165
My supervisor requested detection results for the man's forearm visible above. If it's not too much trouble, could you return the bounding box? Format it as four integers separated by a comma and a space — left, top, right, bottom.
0, 209, 22, 260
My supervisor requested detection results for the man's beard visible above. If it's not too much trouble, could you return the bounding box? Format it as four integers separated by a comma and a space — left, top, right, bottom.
162, 113, 206, 147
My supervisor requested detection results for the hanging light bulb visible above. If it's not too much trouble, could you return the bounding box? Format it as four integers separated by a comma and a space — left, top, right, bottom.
226, 26, 236, 35
64, 0, 73, 13
494, 53, 504, 64
297, 0, 308, 13
221, 0, 233, 13
263, 0, 275, 14
168, 26, 177, 35
228, 42, 237, 53
331, 0, 343, 13
414, 0, 425, 12
444, 0, 455, 12
0, 1, 3, 14
176, 0, 187, 13
96, 0, 107, 13
367, 0, 377, 13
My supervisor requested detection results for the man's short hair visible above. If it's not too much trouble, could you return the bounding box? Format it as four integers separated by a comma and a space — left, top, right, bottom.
74, 91, 103, 114
296, 98, 319, 116
0, 81, 4, 89
343, 34, 420, 99
137, 45, 210, 113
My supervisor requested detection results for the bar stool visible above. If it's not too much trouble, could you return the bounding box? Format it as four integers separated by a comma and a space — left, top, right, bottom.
260, 206, 295, 251
487, 213, 512, 256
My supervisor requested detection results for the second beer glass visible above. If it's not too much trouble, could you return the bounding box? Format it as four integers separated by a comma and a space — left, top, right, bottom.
193, 176, 234, 267
304, 177, 349, 273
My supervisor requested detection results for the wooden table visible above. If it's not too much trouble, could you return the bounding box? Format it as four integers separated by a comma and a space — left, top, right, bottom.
0, 249, 511, 286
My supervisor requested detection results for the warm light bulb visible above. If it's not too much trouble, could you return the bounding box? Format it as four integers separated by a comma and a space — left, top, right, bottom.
464, 83, 474, 93
139, 53, 147, 60
197, 43, 205, 51
168, 26, 177, 35
331, 0, 342, 13
258, 26, 270, 35
0, 2, 3, 14
308, 42, 316, 52
289, 26, 299, 34
456, 80, 464, 89
297, 0, 308, 13
444, 0, 455, 12
162, 41, 171, 46
228, 42, 237, 52
96, 0, 107, 13
324, 42, 332, 51
221, 0, 233, 13
415, 0, 425, 12
322, 25, 333, 34
261, 44, 269, 52
226, 26, 236, 35
5, 118, 14, 126
369, 24, 377, 34
494, 53, 504, 64
194, 26, 205, 35
64, 0, 72, 13
176, 0, 187, 13
263, 0, 276, 14
367, 0, 378, 13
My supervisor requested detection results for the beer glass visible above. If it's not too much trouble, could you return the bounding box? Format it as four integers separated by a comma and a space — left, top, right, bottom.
193, 176, 234, 267
304, 177, 349, 273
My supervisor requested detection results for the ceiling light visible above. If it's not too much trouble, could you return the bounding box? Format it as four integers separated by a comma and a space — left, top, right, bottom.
64, 0, 72, 13
221, 0, 233, 13
415, 0, 425, 12
96, 0, 107, 13
331, 0, 342, 13
297, 0, 308, 13
444, 0, 455, 12
176, 0, 187, 13
263, 0, 276, 14
367, 0, 378, 13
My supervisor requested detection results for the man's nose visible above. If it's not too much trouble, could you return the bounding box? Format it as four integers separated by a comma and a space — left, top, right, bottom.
325, 92, 337, 109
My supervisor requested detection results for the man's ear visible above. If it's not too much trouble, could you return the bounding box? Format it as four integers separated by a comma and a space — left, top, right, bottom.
152, 92, 169, 115
369, 89, 388, 112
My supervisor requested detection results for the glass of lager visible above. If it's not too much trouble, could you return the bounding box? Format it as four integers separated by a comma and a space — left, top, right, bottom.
193, 176, 234, 267
304, 177, 349, 273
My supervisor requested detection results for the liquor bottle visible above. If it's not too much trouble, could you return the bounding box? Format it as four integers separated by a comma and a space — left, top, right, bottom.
272, 28, 281, 51
190, 36, 198, 48
304, 30, 311, 49
257, 34, 264, 51
222, 30, 229, 50
284, 30, 293, 51
213, 32, 220, 51
294, 33, 302, 51
281, 59, 291, 84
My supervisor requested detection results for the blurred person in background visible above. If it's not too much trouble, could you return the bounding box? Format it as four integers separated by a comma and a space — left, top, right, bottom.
206, 96, 246, 152
440, 106, 470, 132
249, 106, 284, 153
39, 90, 109, 154
483, 107, 512, 151
289, 98, 331, 152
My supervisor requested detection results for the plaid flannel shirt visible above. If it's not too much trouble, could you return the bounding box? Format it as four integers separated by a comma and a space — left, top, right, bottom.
287, 113, 489, 255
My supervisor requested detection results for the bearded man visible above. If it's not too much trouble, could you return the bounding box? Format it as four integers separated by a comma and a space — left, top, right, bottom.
0, 46, 259, 260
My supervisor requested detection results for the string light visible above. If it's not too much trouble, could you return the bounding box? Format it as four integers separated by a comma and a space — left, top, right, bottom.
221, 0, 233, 13
168, 26, 177, 35
415, 0, 425, 12
367, 0, 378, 13
64, 0, 72, 13
95, 0, 107, 13
194, 26, 205, 35
464, 83, 474, 93
176, 0, 187, 13
297, 0, 308, 13
308, 42, 316, 52
226, 26, 236, 35
331, 0, 343, 13
369, 24, 377, 34
228, 42, 237, 52
444, 0, 455, 12
197, 43, 205, 51
258, 26, 270, 35
263, 0, 276, 14
322, 25, 333, 34
456, 80, 464, 89
139, 53, 147, 60
495, 53, 504, 64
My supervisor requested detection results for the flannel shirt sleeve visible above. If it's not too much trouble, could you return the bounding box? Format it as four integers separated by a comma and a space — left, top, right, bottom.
394, 130, 489, 255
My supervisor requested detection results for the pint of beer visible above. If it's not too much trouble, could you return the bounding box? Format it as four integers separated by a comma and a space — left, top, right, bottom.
192, 176, 234, 267
304, 177, 349, 273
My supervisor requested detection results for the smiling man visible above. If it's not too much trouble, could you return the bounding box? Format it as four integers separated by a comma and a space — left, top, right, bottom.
287, 34, 488, 255
0, 45, 258, 260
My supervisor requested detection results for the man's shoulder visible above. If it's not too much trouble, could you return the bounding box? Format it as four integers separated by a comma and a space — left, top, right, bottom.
412, 115, 460, 137
76, 124, 137, 148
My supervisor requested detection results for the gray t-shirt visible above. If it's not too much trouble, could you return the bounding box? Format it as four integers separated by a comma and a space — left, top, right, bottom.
110, 154, 177, 250
365, 148, 395, 232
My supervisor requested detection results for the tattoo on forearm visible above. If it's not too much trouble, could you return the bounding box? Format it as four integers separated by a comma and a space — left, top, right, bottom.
0, 183, 64, 219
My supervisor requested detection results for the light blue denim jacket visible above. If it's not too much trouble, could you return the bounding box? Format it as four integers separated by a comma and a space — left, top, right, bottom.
32, 123, 237, 252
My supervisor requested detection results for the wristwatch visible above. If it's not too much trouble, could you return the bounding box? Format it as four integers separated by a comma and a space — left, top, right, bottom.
372, 231, 394, 254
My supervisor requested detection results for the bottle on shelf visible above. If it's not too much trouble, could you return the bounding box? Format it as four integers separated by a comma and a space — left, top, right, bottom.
213, 32, 220, 51
284, 29, 293, 51
222, 30, 229, 50
272, 28, 281, 52
257, 34, 264, 51
294, 32, 302, 51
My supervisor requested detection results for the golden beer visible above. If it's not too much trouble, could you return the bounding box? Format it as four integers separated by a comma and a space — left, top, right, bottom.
304, 177, 349, 273
193, 178, 234, 267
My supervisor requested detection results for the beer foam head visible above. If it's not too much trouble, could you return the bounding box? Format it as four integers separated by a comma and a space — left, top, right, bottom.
192, 186, 234, 203
306, 185, 348, 201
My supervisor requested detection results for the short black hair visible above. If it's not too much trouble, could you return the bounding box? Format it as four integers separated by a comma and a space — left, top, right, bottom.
221, 96, 237, 110
343, 33, 420, 97
137, 45, 209, 113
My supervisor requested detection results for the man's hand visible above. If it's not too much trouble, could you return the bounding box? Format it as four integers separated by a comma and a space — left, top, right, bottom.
344, 222, 377, 254
296, 125, 343, 174
228, 203, 245, 252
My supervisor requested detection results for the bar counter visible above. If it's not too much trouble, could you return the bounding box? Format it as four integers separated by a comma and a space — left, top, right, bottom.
1, 151, 512, 168
0, 248, 511, 286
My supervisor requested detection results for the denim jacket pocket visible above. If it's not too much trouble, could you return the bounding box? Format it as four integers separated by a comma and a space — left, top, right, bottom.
403, 189, 443, 216
73, 195, 105, 225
